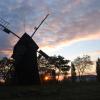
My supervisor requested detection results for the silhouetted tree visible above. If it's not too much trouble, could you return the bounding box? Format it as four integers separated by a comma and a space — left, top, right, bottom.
73, 55, 93, 81
0, 57, 15, 84
38, 55, 70, 79
49, 55, 70, 78
0, 57, 8, 77
71, 62, 76, 82
96, 58, 100, 81
38, 55, 70, 70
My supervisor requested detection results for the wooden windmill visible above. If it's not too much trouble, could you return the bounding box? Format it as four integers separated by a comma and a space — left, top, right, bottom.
0, 14, 49, 85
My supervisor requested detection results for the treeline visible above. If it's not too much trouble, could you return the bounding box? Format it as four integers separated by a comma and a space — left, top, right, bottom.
0, 55, 100, 83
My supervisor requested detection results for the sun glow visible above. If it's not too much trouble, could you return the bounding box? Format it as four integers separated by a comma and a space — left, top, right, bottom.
56, 75, 64, 81
44, 76, 49, 81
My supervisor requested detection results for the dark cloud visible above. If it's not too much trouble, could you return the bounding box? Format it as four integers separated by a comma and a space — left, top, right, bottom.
0, 0, 100, 57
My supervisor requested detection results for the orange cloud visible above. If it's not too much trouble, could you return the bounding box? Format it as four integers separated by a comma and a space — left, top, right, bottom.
88, 50, 100, 56
74, 0, 81, 4
0, 49, 13, 57
95, 51, 100, 55
39, 31, 100, 49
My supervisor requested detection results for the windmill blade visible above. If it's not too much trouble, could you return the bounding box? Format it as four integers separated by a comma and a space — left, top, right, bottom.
38, 50, 50, 59
0, 18, 20, 39
0, 23, 20, 39
0, 17, 9, 27
31, 14, 49, 38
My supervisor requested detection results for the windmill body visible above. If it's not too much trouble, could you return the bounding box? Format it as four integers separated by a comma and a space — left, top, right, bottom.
12, 33, 40, 85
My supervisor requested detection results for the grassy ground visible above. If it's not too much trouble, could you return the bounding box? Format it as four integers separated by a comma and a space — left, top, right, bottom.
0, 81, 100, 100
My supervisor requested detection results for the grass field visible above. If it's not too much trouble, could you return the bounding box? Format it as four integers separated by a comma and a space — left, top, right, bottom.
0, 81, 100, 100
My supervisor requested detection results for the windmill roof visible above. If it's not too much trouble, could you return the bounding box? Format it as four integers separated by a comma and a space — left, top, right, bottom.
14, 33, 39, 50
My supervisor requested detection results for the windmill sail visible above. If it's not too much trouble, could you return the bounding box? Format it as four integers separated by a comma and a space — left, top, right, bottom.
38, 50, 50, 59
0, 17, 10, 34
31, 14, 49, 38
0, 18, 20, 38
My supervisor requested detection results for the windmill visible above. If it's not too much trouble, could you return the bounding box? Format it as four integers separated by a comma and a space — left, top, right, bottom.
0, 14, 49, 85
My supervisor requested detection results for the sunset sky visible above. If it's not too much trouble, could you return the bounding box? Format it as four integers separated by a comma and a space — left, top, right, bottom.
0, 0, 100, 66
